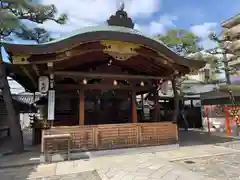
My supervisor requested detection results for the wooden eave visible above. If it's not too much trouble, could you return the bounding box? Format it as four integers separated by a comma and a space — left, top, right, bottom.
5, 63, 37, 92
221, 13, 240, 28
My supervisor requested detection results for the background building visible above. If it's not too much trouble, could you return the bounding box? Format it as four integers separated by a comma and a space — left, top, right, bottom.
221, 13, 240, 77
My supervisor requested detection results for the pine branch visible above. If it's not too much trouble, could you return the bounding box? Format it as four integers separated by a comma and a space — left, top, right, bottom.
5, 3, 67, 24
1, 1, 67, 42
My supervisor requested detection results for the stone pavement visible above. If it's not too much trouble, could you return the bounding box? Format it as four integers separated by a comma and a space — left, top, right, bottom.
33, 170, 102, 180
1, 143, 240, 180
175, 153, 240, 180
171, 140, 240, 180
1, 129, 240, 180
0, 151, 209, 180
216, 140, 240, 150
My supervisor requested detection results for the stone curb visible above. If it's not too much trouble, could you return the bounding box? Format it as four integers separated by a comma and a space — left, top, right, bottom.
0, 162, 40, 170
169, 151, 240, 162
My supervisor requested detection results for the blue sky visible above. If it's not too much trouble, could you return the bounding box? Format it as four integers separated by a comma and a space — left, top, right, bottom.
159, 0, 240, 30
4, 0, 240, 57
3, 0, 240, 93
14, 0, 238, 50
4, 0, 240, 65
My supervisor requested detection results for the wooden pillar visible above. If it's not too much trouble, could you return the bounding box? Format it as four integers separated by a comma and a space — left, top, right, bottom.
153, 88, 160, 121
79, 89, 85, 125
141, 94, 145, 121
171, 77, 179, 123
131, 89, 138, 123
190, 100, 193, 108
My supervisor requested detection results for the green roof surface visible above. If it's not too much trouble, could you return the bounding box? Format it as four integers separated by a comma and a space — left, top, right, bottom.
45, 25, 165, 44
3, 25, 169, 49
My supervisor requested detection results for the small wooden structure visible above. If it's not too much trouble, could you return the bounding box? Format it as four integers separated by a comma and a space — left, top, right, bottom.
200, 90, 240, 136
0, 95, 32, 139
4, 7, 205, 156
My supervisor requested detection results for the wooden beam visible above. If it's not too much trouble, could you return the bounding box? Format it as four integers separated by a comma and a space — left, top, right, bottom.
51, 71, 167, 80
55, 84, 151, 91
32, 65, 40, 76
29, 49, 101, 64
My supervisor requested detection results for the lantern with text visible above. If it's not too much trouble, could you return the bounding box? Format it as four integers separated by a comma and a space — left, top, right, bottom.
38, 76, 49, 93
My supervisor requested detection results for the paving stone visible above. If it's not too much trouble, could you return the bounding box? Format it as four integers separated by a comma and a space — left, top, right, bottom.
175, 153, 240, 180
121, 174, 136, 180
111, 170, 128, 180
132, 176, 149, 180
32, 170, 101, 180
149, 166, 173, 178
105, 167, 119, 179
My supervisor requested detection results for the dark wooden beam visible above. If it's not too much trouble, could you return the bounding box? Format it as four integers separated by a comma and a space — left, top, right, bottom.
20, 66, 37, 88
55, 83, 152, 91
51, 71, 167, 80
32, 65, 40, 76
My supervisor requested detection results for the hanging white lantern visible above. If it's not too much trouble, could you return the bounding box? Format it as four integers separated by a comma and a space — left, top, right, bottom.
38, 76, 49, 93
83, 79, 87, 84
113, 80, 118, 86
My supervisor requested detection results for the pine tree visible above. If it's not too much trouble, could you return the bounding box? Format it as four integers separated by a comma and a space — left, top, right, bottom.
207, 32, 240, 136
156, 29, 205, 130
0, 0, 67, 153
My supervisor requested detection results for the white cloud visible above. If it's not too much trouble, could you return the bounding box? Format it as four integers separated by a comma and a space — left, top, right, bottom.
125, 0, 161, 19
135, 15, 177, 35
200, 39, 218, 49
40, 0, 162, 35
190, 23, 218, 38
190, 22, 218, 49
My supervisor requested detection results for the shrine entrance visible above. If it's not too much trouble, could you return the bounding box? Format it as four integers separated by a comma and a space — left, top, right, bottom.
85, 89, 131, 125
5, 4, 206, 154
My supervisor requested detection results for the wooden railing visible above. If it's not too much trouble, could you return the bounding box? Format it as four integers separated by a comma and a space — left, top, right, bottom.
42, 122, 177, 153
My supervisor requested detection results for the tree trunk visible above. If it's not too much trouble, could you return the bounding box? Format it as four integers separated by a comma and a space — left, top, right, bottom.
223, 53, 231, 85
0, 47, 24, 153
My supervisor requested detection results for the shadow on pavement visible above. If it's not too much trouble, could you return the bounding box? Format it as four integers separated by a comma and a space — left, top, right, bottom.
0, 164, 39, 180
179, 129, 237, 147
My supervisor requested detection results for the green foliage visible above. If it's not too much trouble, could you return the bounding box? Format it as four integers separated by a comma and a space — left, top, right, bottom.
157, 29, 202, 55
207, 31, 238, 82
0, 0, 67, 40
14, 27, 54, 43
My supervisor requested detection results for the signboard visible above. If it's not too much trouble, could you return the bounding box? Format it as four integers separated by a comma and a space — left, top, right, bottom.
38, 76, 49, 93
48, 90, 55, 120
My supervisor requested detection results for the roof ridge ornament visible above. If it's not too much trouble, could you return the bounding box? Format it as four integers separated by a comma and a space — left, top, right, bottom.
107, 2, 134, 29
119, 2, 125, 11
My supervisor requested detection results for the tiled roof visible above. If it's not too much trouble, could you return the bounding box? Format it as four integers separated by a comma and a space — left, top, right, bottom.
12, 94, 42, 105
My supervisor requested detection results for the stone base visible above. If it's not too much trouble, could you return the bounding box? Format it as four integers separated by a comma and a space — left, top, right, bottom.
41, 144, 179, 163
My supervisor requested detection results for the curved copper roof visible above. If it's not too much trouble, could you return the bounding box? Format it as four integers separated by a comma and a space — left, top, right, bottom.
3, 25, 205, 70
